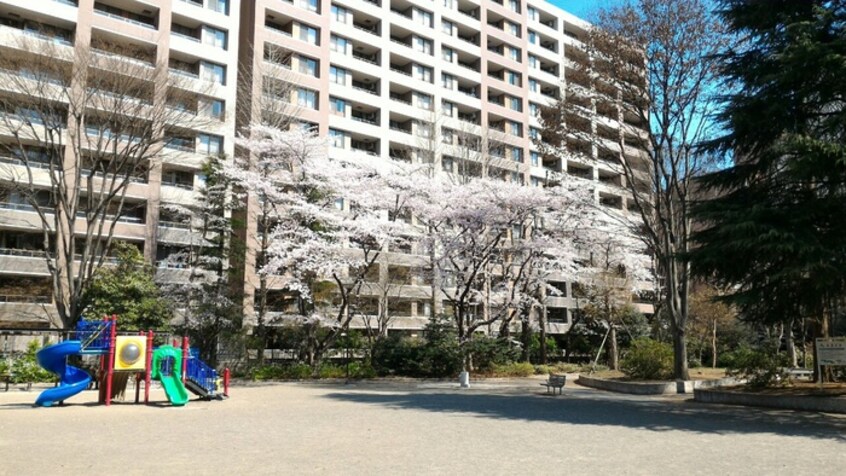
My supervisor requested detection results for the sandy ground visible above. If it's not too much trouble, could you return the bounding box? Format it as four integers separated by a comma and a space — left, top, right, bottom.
1, 377, 845, 475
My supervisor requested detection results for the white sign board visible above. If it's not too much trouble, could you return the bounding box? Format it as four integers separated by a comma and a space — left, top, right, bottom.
816, 338, 846, 366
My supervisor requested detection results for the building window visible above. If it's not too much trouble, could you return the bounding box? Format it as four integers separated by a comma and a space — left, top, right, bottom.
441, 73, 455, 89
529, 127, 540, 140
200, 61, 225, 84
442, 47, 454, 62
297, 55, 319, 77
508, 21, 520, 37
509, 96, 522, 112
297, 88, 318, 109
300, 0, 319, 13
209, 0, 228, 14
330, 66, 346, 85
528, 6, 538, 21
442, 20, 454, 35
199, 97, 225, 119
531, 176, 541, 187
414, 8, 433, 28
415, 92, 433, 110
529, 31, 538, 44
509, 0, 521, 14
298, 24, 319, 44
330, 35, 348, 53
529, 102, 540, 116
509, 121, 522, 137
511, 171, 522, 183
531, 151, 539, 167
329, 129, 346, 148
442, 156, 454, 173
202, 26, 227, 49
334, 198, 345, 210
512, 147, 523, 162
414, 64, 433, 83
442, 101, 455, 117
529, 79, 539, 93
506, 70, 521, 86
414, 36, 433, 55
508, 46, 520, 62
330, 97, 346, 116
529, 55, 538, 69
198, 134, 223, 155
331, 5, 347, 23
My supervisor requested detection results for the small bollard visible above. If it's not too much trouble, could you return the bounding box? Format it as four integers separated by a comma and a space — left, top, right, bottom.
459, 371, 470, 388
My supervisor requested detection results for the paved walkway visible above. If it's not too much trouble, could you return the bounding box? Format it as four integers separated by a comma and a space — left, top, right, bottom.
1, 379, 844, 475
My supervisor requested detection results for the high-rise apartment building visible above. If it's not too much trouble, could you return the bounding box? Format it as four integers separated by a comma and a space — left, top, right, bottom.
0, 0, 240, 327
0, 0, 652, 337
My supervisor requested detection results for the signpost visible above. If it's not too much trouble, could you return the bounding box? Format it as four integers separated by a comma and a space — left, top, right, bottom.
815, 337, 846, 387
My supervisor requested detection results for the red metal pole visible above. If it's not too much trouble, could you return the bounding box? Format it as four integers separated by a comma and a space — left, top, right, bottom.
181, 336, 189, 384
144, 330, 153, 404
223, 368, 230, 397
105, 315, 117, 407
135, 331, 143, 404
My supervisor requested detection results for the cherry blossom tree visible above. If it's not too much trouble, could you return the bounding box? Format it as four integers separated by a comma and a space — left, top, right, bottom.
412, 176, 601, 369
230, 125, 420, 366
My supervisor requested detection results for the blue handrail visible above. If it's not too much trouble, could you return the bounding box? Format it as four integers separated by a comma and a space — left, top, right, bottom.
185, 352, 217, 396
76, 319, 112, 353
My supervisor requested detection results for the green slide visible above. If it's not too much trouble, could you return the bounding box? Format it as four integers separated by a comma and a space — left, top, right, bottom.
151, 346, 189, 406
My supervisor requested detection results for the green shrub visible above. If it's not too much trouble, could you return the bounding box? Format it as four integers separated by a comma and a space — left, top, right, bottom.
621, 338, 673, 380
10, 341, 56, 384
529, 335, 560, 363
371, 335, 425, 377
533, 364, 553, 375
491, 362, 535, 377
250, 363, 312, 380
467, 337, 521, 373
318, 364, 347, 379
724, 346, 788, 388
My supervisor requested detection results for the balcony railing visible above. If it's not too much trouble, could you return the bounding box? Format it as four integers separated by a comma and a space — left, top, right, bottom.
171, 31, 200, 43
0, 295, 51, 304
159, 220, 191, 229
0, 248, 46, 258
162, 180, 194, 190
169, 68, 200, 80
93, 8, 157, 30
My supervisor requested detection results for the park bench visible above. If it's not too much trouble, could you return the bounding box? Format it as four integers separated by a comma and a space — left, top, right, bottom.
785, 368, 813, 380
540, 373, 566, 395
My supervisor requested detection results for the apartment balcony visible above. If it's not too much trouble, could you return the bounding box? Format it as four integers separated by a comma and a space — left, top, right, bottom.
93, 1, 159, 31
0, 17, 75, 49
0, 248, 49, 276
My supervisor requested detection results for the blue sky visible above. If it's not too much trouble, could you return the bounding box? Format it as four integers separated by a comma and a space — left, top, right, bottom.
548, 0, 630, 22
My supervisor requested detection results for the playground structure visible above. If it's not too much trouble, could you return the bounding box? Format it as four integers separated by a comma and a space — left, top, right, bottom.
34, 315, 230, 407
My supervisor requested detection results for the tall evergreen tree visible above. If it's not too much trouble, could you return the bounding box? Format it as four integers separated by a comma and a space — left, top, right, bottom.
692, 2, 846, 343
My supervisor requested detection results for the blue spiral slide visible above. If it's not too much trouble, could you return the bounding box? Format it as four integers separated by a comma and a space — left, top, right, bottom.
34, 341, 92, 407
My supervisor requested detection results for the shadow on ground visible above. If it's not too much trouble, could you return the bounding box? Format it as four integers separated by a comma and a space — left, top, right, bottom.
324, 388, 846, 441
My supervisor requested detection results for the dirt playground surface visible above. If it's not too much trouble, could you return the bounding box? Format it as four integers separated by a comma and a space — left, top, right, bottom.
2, 380, 845, 475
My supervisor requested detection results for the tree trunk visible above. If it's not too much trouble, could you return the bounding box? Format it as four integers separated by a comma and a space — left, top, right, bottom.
711, 319, 717, 368
539, 307, 547, 365
608, 324, 619, 371
786, 318, 797, 368
520, 317, 531, 362
671, 326, 689, 380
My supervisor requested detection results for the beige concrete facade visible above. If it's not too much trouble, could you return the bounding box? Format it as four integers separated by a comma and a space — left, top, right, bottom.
0, 0, 651, 336
0, 0, 240, 327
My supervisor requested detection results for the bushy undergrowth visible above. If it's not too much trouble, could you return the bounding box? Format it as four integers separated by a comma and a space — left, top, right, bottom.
249, 362, 377, 381
621, 338, 674, 380
3, 341, 56, 384
723, 346, 788, 388
490, 362, 535, 377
